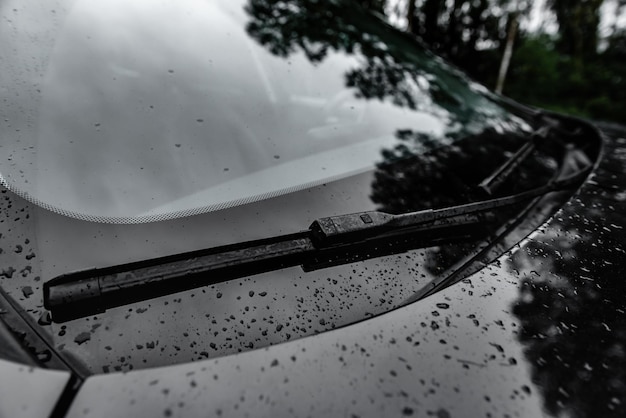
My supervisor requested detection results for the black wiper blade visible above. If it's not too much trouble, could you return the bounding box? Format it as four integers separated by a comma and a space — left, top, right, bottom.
44, 211, 489, 323
44, 232, 316, 323
43, 169, 589, 323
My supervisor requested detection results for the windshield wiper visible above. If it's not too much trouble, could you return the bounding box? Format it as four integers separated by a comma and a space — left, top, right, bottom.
43, 168, 590, 323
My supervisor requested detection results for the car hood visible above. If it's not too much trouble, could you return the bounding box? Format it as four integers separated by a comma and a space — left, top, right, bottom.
52, 124, 626, 417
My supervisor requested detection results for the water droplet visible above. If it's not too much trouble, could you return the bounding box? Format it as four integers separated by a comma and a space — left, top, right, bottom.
21, 286, 33, 298
37, 311, 51, 326
74, 332, 91, 345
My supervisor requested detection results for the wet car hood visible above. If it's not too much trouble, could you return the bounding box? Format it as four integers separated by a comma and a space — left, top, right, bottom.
45, 124, 625, 417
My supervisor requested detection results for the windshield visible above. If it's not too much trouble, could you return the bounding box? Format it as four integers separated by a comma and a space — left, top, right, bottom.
0, 0, 529, 222
0, 0, 572, 375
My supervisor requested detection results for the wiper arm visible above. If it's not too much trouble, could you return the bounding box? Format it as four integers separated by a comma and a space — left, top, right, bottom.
479, 126, 549, 194
479, 116, 585, 195
43, 168, 590, 323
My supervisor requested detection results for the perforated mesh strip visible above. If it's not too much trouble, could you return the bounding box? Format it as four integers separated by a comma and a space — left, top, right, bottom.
0, 172, 355, 224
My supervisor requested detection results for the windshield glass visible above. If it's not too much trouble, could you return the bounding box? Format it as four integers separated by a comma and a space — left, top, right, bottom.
0, 0, 529, 222
0, 0, 573, 376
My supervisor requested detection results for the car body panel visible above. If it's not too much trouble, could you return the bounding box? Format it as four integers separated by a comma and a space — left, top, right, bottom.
64, 259, 547, 418
59, 127, 626, 417
0, 359, 70, 418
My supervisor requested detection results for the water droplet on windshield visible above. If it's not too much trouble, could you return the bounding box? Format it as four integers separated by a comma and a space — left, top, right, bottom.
37, 311, 52, 326
21, 286, 33, 298
0, 267, 15, 279
74, 332, 91, 345
402, 407, 414, 416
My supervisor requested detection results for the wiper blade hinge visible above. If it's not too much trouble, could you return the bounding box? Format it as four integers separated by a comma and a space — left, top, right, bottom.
310, 210, 435, 246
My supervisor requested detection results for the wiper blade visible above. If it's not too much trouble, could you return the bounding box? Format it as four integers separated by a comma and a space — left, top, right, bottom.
44, 212, 488, 323
43, 168, 590, 323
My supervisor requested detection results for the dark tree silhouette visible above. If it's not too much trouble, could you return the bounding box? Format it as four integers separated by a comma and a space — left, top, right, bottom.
244, 0, 483, 118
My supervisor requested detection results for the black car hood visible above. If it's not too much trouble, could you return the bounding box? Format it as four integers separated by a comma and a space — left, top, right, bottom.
48, 125, 626, 417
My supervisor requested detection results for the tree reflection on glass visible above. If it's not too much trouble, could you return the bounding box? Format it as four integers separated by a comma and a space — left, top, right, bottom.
243, 0, 555, 278
244, 0, 492, 119
370, 126, 557, 275
243, 0, 539, 195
